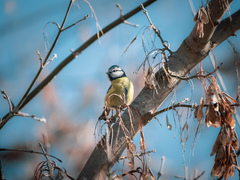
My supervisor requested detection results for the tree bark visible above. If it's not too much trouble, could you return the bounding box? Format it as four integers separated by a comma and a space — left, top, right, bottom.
78, 0, 240, 179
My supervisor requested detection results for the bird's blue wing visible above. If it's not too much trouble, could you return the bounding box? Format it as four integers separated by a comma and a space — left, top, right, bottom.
124, 86, 128, 103
107, 85, 112, 94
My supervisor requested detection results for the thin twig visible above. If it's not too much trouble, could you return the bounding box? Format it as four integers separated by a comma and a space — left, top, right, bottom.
113, 167, 142, 179
54, 166, 75, 180
116, 4, 139, 27
185, 166, 189, 180
0, 148, 62, 162
140, 4, 172, 54
17, 111, 46, 123
227, 39, 240, 126
43, 53, 57, 68
83, 0, 103, 42
194, 170, 205, 180
151, 103, 240, 117
157, 156, 165, 180
231, 146, 240, 171
1, 90, 13, 112
36, 50, 43, 68
62, 14, 89, 31
39, 143, 54, 179
119, 149, 156, 160
169, 63, 223, 81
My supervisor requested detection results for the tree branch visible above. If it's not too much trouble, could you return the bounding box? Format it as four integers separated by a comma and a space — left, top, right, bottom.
0, 148, 62, 162
168, 62, 222, 81
212, 9, 240, 49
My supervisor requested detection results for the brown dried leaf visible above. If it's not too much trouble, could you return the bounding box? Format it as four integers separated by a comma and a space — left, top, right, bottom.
212, 94, 220, 112
140, 130, 146, 152
194, 7, 209, 38
221, 94, 235, 111
232, 130, 239, 151
143, 163, 149, 180
223, 164, 235, 179
206, 81, 216, 105
148, 168, 155, 180
166, 115, 172, 130
220, 95, 236, 128
228, 165, 235, 178
232, 139, 239, 151
194, 7, 209, 24
214, 145, 226, 162
126, 139, 135, 170
220, 126, 232, 146
211, 160, 223, 178
211, 139, 220, 156
193, 9, 199, 22
206, 105, 220, 128
228, 115, 236, 128
194, 107, 197, 118
122, 36, 137, 56
128, 157, 134, 170
181, 122, 189, 143
126, 148, 131, 160
211, 128, 224, 156
195, 97, 205, 122
222, 91, 237, 104
129, 141, 136, 153
126, 137, 136, 161
196, 22, 204, 38
126, 144, 136, 159
144, 66, 158, 94
199, 7, 209, 24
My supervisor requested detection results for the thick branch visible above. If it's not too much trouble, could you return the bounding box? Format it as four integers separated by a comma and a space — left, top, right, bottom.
197, 0, 233, 43
212, 9, 240, 49
78, 0, 239, 179
185, 0, 233, 56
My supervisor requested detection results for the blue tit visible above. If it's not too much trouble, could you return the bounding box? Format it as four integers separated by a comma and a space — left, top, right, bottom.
98, 65, 134, 120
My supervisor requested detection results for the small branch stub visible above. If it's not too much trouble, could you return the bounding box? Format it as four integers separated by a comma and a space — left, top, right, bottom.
116, 4, 139, 27
1, 90, 14, 112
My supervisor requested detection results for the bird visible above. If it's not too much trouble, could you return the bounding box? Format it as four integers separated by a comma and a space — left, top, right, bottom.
98, 65, 134, 120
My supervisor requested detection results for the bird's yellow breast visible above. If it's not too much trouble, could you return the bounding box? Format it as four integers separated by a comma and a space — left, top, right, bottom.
105, 77, 134, 109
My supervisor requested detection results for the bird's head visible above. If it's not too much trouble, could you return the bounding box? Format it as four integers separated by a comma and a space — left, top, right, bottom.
107, 65, 126, 81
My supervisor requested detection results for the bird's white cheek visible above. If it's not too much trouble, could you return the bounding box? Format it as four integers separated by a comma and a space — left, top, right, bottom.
114, 71, 123, 77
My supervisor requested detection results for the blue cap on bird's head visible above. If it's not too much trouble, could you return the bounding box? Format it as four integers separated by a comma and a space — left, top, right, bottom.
107, 65, 126, 81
